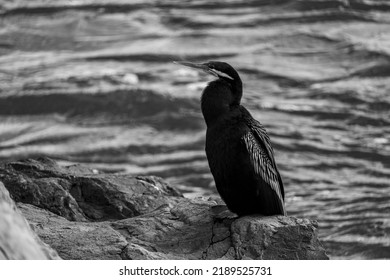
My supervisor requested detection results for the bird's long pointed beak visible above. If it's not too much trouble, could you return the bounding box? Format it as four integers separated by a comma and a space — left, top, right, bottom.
173, 61, 209, 71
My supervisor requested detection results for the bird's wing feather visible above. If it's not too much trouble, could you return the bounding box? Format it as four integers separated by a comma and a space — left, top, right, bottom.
243, 120, 286, 215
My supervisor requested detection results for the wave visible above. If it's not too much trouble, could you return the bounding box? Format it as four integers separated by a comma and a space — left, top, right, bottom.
0, 89, 203, 129
3, 0, 390, 14
85, 52, 237, 63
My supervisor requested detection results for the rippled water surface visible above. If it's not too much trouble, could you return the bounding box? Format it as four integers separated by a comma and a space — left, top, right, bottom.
1, 0, 390, 259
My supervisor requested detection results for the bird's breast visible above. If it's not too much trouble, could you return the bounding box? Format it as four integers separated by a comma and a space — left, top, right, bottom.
205, 116, 251, 176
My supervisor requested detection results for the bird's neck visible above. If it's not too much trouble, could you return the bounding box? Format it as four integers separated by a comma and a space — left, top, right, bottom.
201, 79, 242, 127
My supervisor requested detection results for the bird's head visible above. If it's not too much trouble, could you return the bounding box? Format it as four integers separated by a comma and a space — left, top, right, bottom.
174, 60, 240, 83
174, 60, 242, 103
174, 60, 243, 125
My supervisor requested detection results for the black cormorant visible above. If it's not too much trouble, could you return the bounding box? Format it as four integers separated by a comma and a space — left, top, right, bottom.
174, 61, 286, 216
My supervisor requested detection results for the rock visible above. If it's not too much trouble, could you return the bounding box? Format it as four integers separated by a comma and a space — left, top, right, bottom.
230, 216, 326, 260
0, 182, 60, 260
0, 157, 183, 222
18, 203, 127, 260
1, 157, 328, 260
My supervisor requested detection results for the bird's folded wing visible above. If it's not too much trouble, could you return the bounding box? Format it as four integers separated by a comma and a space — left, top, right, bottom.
242, 130, 286, 215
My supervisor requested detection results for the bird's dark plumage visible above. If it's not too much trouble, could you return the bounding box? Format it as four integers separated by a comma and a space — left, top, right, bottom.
174, 60, 286, 216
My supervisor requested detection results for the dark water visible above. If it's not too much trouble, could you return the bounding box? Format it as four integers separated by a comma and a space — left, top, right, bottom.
0, 0, 389, 259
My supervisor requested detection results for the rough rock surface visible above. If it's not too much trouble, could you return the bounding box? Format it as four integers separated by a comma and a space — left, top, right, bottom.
0, 157, 183, 222
0, 157, 328, 260
0, 182, 60, 260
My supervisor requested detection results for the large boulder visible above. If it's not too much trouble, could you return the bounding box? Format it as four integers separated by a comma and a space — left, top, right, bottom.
0, 157, 328, 260
0, 157, 183, 222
